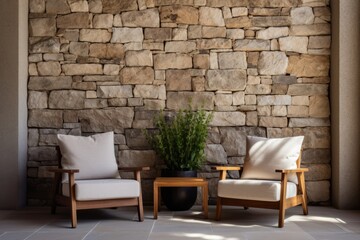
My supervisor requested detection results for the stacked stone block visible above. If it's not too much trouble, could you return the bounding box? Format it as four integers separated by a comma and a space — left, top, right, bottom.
28, 0, 331, 205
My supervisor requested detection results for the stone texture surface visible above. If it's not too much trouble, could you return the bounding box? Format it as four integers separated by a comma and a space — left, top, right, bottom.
258, 51, 288, 75
27, 0, 332, 205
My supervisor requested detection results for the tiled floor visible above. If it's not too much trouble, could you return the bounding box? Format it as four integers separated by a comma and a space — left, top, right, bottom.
0, 206, 359, 240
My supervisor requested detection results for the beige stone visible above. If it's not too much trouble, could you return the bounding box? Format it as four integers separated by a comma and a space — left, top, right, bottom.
249, 0, 299, 7
225, 17, 251, 28
102, 0, 138, 14
199, 7, 225, 26
119, 67, 155, 85
226, 29, 245, 39
69, 42, 89, 56
78, 108, 134, 133
29, 37, 60, 53
193, 54, 210, 69
211, 112, 246, 126
28, 91, 48, 109
29, 18, 56, 37
258, 51, 288, 75
290, 24, 331, 36
172, 28, 187, 40
295, 127, 330, 149
108, 98, 127, 107
245, 84, 272, 95
166, 70, 192, 91
122, 9, 160, 27
28, 76, 72, 90
287, 55, 330, 77
57, 13, 90, 29
29, 63, 38, 76
144, 28, 172, 41
188, 25, 202, 39
234, 39, 270, 51
166, 92, 214, 110
154, 54, 192, 69
279, 36, 308, 53
89, 43, 125, 59
49, 90, 85, 109
143, 99, 165, 110
143, 42, 164, 51
215, 94, 232, 106
209, 52, 218, 69
256, 27, 289, 40
207, 0, 247, 7
206, 70, 246, 91
197, 39, 232, 49
259, 116, 287, 127
272, 106, 287, 116
72, 82, 96, 91
97, 85, 133, 98
79, 29, 111, 43
68, 0, 89, 12
134, 85, 166, 99
308, 36, 331, 49
165, 41, 196, 53
93, 14, 113, 28
89, 0, 102, 13
84, 99, 108, 109
119, 150, 156, 170
125, 50, 153, 66
252, 16, 291, 27
257, 106, 271, 116
192, 76, 205, 91
289, 118, 330, 127
309, 96, 330, 117
249, 7, 281, 16
46, 0, 70, 14
30, 0, 45, 13
113, 14, 122, 26
28, 110, 63, 128
112, 28, 143, 43
202, 27, 226, 38
232, 7, 248, 17
232, 91, 245, 105
257, 95, 291, 105
160, 5, 198, 25
218, 52, 247, 70
287, 106, 309, 117
37, 62, 61, 76
62, 64, 103, 75
292, 96, 309, 105
104, 64, 120, 75
291, 7, 314, 25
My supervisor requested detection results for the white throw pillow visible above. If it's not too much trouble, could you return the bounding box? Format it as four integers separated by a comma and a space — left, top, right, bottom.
58, 132, 120, 180
241, 136, 304, 184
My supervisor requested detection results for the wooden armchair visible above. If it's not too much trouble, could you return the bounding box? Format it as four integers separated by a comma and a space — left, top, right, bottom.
213, 136, 308, 228
49, 132, 149, 228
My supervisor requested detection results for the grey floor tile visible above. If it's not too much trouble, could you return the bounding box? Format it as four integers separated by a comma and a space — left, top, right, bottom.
84, 230, 150, 240
0, 232, 33, 240
310, 232, 360, 240
25, 232, 87, 240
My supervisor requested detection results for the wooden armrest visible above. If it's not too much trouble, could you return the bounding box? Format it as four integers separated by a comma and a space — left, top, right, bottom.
48, 168, 79, 173
275, 168, 309, 173
211, 166, 242, 171
118, 166, 150, 172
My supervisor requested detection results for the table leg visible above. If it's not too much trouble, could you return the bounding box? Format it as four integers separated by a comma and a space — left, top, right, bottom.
202, 184, 208, 219
153, 183, 158, 219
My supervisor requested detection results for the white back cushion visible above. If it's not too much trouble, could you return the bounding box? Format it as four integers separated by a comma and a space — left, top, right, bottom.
58, 132, 120, 180
241, 136, 304, 183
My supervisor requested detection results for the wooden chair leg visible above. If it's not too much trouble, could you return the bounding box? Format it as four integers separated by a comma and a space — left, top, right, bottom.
299, 172, 308, 215
215, 197, 222, 221
69, 173, 77, 228
70, 204, 77, 228
137, 195, 144, 222
278, 173, 288, 228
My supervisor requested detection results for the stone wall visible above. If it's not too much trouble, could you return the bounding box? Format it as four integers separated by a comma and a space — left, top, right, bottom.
27, 0, 331, 205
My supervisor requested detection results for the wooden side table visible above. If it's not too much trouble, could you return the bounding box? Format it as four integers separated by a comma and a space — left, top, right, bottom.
153, 177, 209, 219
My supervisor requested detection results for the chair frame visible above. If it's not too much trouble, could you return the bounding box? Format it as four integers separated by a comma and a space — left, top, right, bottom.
213, 154, 308, 228
49, 165, 149, 228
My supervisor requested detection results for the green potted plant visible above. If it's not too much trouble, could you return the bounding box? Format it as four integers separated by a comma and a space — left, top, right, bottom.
146, 107, 213, 211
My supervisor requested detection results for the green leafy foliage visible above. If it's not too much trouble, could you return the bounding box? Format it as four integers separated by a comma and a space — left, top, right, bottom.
145, 108, 213, 170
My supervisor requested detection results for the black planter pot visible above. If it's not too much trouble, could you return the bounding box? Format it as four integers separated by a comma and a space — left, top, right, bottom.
161, 169, 197, 211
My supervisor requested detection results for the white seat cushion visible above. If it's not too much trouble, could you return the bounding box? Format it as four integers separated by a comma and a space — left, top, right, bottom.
241, 136, 304, 184
218, 179, 297, 202
62, 179, 140, 201
57, 132, 120, 180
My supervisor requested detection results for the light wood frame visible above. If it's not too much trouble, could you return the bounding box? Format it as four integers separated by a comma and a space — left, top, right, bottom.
213, 155, 308, 228
49, 166, 150, 228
